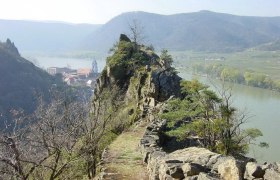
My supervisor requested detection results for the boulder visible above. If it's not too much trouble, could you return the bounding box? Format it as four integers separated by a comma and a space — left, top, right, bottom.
217, 157, 245, 180
167, 147, 221, 168
244, 162, 265, 179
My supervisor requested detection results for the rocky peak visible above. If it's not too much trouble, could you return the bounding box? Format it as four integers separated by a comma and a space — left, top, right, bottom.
91, 34, 183, 139
93, 34, 182, 109
119, 34, 131, 42
0, 39, 20, 56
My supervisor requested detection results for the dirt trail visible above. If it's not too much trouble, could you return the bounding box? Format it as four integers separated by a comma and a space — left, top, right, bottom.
101, 121, 149, 180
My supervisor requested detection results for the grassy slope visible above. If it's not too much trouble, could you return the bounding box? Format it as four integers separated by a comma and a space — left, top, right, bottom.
101, 121, 148, 180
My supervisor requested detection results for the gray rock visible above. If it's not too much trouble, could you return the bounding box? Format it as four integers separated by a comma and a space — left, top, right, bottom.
150, 70, 182, 102
197, 172, 220, 180
244, 162, 265, 179
264, 168, 280, 180
167, 147, 220, 167
217, 157, 245, 180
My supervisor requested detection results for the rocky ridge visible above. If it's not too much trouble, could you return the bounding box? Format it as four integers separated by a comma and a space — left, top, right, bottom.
92, 34, 280, 180
92, 34, 182, 179
140, 116, 280, 180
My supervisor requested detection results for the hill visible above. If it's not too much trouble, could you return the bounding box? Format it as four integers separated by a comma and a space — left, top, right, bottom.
252, 39, 280, 51
0, 20, 100, 53
0, 39, 62, 127
83, 11, 280, 52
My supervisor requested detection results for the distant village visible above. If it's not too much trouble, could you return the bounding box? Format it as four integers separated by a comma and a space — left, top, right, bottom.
47, 60, 99, 88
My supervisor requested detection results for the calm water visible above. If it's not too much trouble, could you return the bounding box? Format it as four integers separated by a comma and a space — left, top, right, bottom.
179, 71, 280, 162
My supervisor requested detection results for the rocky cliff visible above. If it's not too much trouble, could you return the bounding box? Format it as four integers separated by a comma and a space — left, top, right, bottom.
91, 34, 182, 133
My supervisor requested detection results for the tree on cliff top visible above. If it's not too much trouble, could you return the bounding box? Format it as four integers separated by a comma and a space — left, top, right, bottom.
128, 19, 145, 49
161, 79, 268, 156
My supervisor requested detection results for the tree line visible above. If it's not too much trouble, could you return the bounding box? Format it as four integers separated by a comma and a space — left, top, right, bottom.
192, 63, 280, 91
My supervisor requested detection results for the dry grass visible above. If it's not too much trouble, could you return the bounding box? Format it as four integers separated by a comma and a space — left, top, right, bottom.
103, 122, 149, 180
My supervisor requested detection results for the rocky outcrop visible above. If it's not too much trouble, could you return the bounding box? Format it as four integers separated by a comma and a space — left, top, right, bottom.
263, 163, 280, 180
140, 119, 221, 179
149, 70, 182, 103
93, 34, 184, 179
139, 118, 280, 180
0, 38, 20, 56
244, 162, 265, 179
217, 157, 246, 180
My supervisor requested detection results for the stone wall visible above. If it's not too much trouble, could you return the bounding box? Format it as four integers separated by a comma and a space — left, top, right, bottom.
139, 119, 280, 180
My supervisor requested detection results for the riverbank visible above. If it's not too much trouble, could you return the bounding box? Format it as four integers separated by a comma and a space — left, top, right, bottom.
178, 71, 280, 163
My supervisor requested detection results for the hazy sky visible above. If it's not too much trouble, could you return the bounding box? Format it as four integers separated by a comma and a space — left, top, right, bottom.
0, 0, 279, 24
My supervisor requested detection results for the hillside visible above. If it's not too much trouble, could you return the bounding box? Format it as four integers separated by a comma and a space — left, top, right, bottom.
83, 11, 280, 52
0, 34, 183, 179
0, 20, 100, 53
0, 39, 62, 127
252, 39, 280, 51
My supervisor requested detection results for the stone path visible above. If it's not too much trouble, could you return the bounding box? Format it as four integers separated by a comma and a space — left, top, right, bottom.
101, 121, 149, 180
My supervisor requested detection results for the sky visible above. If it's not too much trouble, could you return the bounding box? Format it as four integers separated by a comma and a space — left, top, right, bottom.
0, 0, 279, 24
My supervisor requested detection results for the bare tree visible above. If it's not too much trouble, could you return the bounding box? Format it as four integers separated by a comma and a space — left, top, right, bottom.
0, 85, 124, 179
0, 98, 89, 179
82, 85, 123, 179
128, 19, 145, 49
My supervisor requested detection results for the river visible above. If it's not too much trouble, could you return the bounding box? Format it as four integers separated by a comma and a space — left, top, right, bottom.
179, 71, 280, 163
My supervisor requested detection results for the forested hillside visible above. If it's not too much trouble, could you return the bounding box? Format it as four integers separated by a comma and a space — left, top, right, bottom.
83, 11, 280, 52
0, 39, 62, 126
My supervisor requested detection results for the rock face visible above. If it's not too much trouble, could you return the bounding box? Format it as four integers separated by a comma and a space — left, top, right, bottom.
149, 69, 182, 102
244, 162, 265, 179
217, 158, 245, 180
93, 34, 182, 108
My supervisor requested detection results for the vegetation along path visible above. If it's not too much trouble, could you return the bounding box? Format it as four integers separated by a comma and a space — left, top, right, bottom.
101, 121, 149, 180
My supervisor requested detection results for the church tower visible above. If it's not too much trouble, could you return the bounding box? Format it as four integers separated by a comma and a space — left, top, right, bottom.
92, 59, 98, 74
